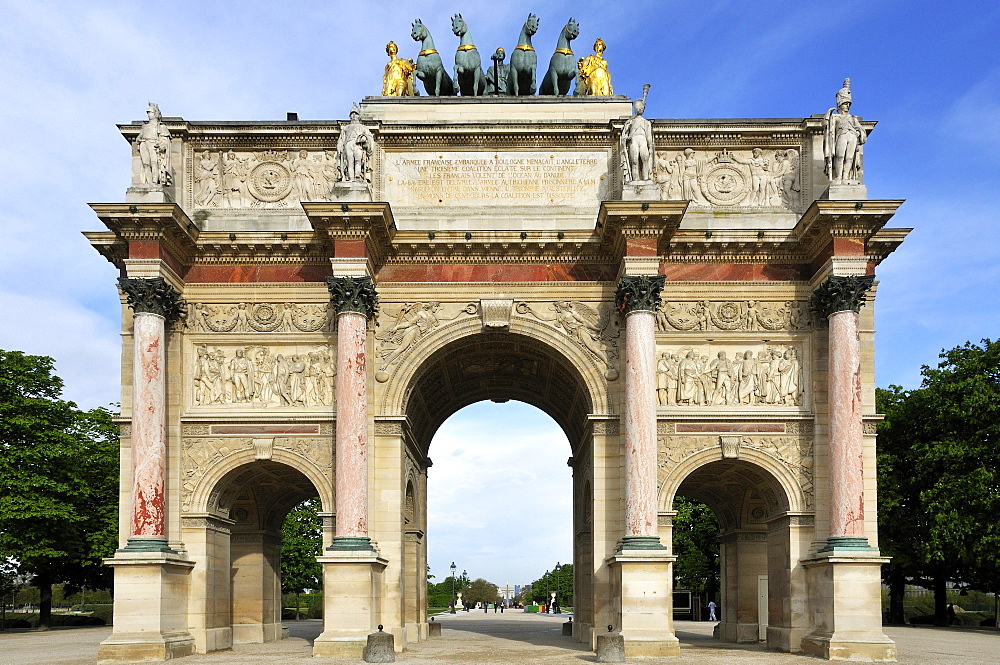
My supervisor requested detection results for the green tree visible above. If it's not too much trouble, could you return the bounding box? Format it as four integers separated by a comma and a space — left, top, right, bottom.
464, 578, 499, 606
877, 339, 1000, 626
0, 350, 119, 629
528, 563, 573, 606
280, 498, 323, 620
672, 496, 720, 599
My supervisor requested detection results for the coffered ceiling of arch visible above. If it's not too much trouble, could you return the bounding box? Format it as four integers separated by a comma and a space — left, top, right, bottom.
404, 331, 592, 452
216, 460, 319, 531
675, 460, 789, 530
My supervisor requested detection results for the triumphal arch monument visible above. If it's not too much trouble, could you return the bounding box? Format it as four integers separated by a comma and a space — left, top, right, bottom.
87, 20, 907, 662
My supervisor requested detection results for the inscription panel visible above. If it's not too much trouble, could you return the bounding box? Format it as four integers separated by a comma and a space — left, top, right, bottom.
382, 150, 610, 208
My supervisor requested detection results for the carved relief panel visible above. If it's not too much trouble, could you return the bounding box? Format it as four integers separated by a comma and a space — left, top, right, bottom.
181, 302, 335, 333
656, 342, 805, 408
655, 300, 810, 333
654, 147, 802, 210
190, 149, 342, 209
187, 343, 336, 410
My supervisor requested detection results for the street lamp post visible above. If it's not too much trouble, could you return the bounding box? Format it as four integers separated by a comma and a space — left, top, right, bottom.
554, 562, 561, 613
462, 570, 468, 611
450, 561, 457, 614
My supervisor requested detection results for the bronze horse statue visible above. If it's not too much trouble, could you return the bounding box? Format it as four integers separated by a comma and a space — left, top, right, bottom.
508, 13, 539, 96
411, 19, 455, 96
539, 18, 580, 95
451, 13, 486, 96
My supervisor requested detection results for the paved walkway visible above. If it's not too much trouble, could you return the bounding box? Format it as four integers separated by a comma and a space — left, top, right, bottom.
0, 613, 996, 664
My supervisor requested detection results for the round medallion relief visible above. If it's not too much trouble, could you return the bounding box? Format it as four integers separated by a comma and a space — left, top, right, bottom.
702, 164, 748, 206
248, 162, 293, 202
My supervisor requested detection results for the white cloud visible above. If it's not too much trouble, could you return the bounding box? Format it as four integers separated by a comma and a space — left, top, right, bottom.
428, 402, 572, 587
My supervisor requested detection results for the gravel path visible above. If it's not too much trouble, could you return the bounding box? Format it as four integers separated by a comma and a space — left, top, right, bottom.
1, 613, 996, 664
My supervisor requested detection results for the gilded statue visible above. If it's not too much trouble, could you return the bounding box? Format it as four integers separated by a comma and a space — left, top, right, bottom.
135, 102, 172, 186
576, 37, 612, 96
382, 41, 417, 96
823, 78, 866, 183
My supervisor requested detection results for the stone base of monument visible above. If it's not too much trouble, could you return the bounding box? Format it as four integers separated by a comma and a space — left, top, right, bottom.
607, 550, 682, 657
596, 633, 625, 663
799, 550, 896, 662
97, 550, 195, 664
312, 551, 388, 658
363, 627, 395, 663
428, 619, 442, 636
562, 619, 573, 636
620, 180, 659, 201
125, 185, 173, 203
822, 183, 868, 200
333, 181, 373, 202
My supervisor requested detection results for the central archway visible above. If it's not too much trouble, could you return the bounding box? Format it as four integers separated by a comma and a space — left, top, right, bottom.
376, 325, 612, 646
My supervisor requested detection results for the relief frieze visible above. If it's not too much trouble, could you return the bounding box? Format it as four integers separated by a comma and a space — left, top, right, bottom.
655, 300, 809, 333
657, 343, 804, 407
193, 149, 342, 209
191, 344, 336, 408
182, 302, 334, 333
654, 147, 801, 210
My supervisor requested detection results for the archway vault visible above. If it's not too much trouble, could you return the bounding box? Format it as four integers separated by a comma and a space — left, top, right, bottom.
393, 327, 603, 453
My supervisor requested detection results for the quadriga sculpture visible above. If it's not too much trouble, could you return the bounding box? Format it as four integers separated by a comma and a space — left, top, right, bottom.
508, 13, 539, 96
411, 18, 455, 96
539, 18, 580, 95
451, 13, 486, 96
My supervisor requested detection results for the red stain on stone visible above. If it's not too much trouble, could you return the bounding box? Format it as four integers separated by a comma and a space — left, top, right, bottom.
184, 265, 331, 283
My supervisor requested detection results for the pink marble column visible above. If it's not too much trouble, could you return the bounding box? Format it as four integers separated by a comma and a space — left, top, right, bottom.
118, 276, 182, 552
335, 311, 369, 544
326, 276, 379, 550
828, 310, 865, 540
130, 312, 167, 541
814, 274, 874, 550
615, 274, 666, 550
624, 309, 658, 539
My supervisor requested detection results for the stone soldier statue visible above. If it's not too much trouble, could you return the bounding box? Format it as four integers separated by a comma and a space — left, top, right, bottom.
823, 78, 866, 183
336, 104, 374, 183
136, 102, 172, 186
620, 84, 654, 183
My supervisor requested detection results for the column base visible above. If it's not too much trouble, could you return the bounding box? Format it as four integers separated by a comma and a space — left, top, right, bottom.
606, 551, 680, 657
313, 551, 388, 658
801, 550, 896, 662
327, 535, 376, 551
122, 536, 177, 553
99, 551, 196, 664
819, 536, 876, 552
616, 535, 667, 552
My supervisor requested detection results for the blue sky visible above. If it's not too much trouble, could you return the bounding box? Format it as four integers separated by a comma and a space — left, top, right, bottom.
0, 0, 997, 585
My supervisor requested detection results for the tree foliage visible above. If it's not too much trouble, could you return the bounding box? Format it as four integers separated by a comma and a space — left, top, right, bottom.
0, 350, 119, 629
280, 498, 323, 600
528, 563, 573, 605
877, 339, 1000, 625
672, 495, 720, 597
464, 578, 499, 606
427, 571, 468, 608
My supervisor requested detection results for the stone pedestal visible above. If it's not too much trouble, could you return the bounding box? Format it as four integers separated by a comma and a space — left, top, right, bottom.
607, 551, 680, 657
126, 185, 173, 203
98, 552, 195, 664
822, 183, 868, 200
333, 181, 374, 202
313, 552, 388, 658
800, 551, 896, 661
621, 180, 659, 201
427, 620, 442, 636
